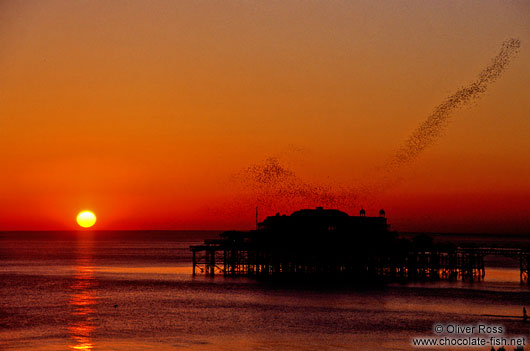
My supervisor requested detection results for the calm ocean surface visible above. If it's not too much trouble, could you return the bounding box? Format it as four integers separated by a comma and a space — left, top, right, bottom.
1, 231, 530, 351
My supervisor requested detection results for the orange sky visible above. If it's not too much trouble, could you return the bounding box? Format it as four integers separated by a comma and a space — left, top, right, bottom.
0, 1, 529, 232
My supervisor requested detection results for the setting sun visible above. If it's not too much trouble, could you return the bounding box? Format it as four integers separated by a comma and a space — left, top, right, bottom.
76, 211, 97, 228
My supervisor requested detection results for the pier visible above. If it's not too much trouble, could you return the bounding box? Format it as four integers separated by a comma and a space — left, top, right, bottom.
190, 208, 530, 283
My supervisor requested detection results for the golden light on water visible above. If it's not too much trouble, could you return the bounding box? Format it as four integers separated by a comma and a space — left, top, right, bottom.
77, 211, 97, 228
69, 241, 97, 351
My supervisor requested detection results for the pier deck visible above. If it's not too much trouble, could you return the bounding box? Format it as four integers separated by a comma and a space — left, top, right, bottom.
191, 208, 530, 283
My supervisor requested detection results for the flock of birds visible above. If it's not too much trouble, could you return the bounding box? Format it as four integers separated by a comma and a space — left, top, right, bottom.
229, 39, 521, 217
391, 38, 521, 167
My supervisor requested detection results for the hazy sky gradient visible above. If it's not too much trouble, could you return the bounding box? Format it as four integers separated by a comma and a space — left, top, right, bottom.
1, 1, 529, 231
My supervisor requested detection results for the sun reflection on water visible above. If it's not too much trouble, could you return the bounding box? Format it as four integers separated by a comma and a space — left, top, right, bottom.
68, 240, 97, 350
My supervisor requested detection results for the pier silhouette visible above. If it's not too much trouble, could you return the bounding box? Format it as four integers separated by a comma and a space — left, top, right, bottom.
191, 207, 530, 283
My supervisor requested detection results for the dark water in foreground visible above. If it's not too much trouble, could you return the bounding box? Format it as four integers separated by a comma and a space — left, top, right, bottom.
1, 231, 530, 351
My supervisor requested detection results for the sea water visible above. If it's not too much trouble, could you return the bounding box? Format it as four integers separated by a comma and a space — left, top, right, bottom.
1, 231, 530, 351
